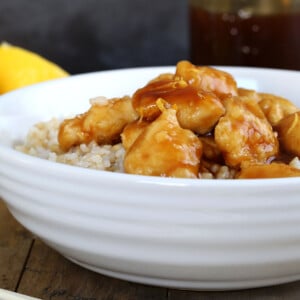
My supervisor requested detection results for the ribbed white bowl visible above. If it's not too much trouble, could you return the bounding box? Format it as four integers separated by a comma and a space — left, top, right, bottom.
1, 67, 300, 290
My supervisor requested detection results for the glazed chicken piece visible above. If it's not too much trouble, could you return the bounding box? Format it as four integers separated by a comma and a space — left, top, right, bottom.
214, 97, 279, 168
121, 120, 149, 151
124, 105, 203, 178
132, 77, 225, 134
238, 163, 300, 179
258, 93, 299, 126
175, 60, 238, 98
238, 88, 261, 102
276, 111, 300, 157
58, 96, 138, 151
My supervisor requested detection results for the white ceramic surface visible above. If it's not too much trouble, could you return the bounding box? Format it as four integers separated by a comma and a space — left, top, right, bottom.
0, 66, 300, 290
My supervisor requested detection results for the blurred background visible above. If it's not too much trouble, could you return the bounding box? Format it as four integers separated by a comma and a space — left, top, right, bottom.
0, 0, 189, 74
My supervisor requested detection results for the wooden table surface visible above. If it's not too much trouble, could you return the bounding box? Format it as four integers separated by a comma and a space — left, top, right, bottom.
1, 199, 300, 300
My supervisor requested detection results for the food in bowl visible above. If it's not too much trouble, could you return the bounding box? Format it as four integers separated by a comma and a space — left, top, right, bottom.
16, 60, 300, 179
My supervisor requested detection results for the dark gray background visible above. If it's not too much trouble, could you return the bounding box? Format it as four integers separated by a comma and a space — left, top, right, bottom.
0, 0, 189, 74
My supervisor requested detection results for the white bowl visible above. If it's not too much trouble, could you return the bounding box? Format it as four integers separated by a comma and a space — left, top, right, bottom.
1, 66, 300, 290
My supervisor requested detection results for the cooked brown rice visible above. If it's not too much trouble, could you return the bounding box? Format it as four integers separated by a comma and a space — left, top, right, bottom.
15, 118, 125, 172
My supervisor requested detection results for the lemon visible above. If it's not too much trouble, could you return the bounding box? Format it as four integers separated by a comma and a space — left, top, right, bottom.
0, 42, 69, 94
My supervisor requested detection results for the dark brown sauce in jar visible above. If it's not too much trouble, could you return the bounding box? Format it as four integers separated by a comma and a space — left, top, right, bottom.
190, 3, 300, 70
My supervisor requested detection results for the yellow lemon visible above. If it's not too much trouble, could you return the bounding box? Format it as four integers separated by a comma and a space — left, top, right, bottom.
0, 42, 69, 94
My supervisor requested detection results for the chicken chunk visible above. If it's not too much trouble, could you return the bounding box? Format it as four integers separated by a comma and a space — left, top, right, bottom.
124, 107, 203, 178
238, 88, 260, 102
238, 163, 300, 179
58, 96, 138, 151
258, 93, 299, 126
132, 77, 225, 134
121, 120, 149, 151
214, 97, 279, 168
175, 60, 238, 97
276, 111, 300, 157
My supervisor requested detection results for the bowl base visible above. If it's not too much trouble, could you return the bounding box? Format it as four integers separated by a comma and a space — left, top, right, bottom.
66, 256, 300, 291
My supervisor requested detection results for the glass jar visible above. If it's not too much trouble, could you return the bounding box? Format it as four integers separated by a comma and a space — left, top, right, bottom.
189, 0, 300, 70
